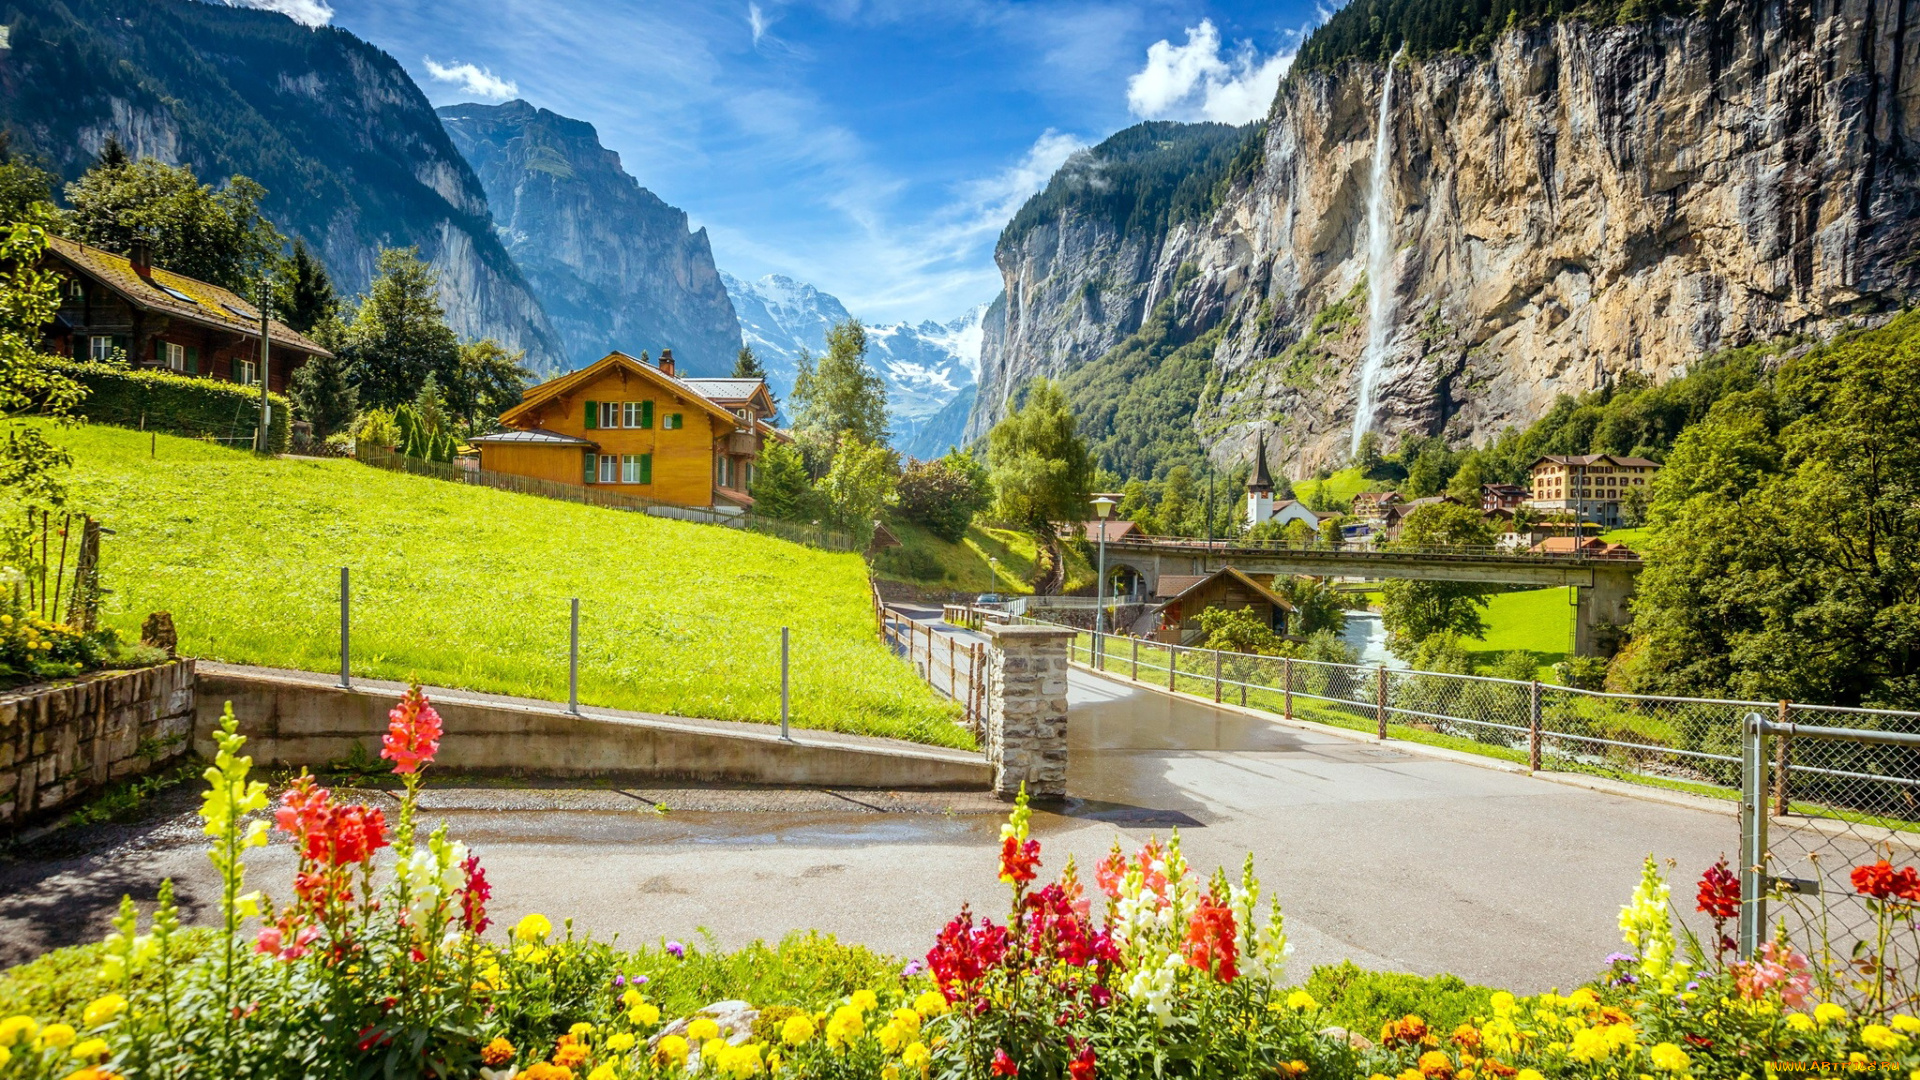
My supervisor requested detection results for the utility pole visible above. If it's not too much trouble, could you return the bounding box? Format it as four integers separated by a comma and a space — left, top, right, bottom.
255, 273, 272, 454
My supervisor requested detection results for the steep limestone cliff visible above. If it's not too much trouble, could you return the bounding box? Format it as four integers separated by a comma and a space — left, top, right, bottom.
0, 0, 567, 369
437, 101, 743, 375
973, 0, 1920, 477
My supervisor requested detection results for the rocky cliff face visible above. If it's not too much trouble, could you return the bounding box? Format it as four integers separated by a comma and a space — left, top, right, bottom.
973, 0, 1920, 476
438, 101, 743, 376
0, 0, 566, 369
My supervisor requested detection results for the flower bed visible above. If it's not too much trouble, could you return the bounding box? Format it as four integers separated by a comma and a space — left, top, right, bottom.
5, 688, 1920, 1080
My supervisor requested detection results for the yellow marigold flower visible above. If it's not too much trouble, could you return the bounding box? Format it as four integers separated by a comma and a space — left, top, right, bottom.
1894, 1016, 1920, 1035
621, 988, 643, 1009
702, 1037, 729, 1067
1398, 1069, 1424, 1080
70, 1037, 110, 1061
903, 1042, 931, 1073
1851, 1052, 1871, 1064
482, 1037, 516, 1066
1862, 1025, 1909, 1053
588, 1066, 616, 1080
569, 1022, 593, 1038
1815, 1003, 1848, 1026
782, 1015, 816, 1046
513, 913, 553, 943
1569, 1029, 1613, 1063
1787, 1013, 1816, 1032
912, 991, 948, 1018
688, 1018, 721, 1042
877, 1022, 907, 1054
891, 1008, 921, 1037
656, 1034, 689, 1065
826, 1004, 864, 1049
883, 1067, 900, 1080
1491, 993, 1515, 1016
606, 1033, 635, 1053
0, 1016, 38, 1047
629, 1002, 661, 1027
850, 990, 879, 1013
1566, 989, 1598, 1009
1287, 990, 1319, 1011
1457, 1072, 1473, 1080
39, 1023, 77, 1049
1649, 1042, 1689, 1071
1517, 1069, 1546, 1080
1418, 1049, 1454, 1079
1370, 1074, 1393, 1080
82, 996, 127, 1029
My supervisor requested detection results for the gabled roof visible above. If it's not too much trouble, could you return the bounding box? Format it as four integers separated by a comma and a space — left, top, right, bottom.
45, 235, 330, 356
682, 377, 775, 412
502, 351, 742, 430
1269, 499, 1321, 520
469, 428, 596, 447
1530, 454, 1662, 469
1064, 519, 1139, 543
1156, 566, 1294, 611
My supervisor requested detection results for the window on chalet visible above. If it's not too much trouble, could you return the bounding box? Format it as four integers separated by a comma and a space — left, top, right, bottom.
164, 342, 188, 372
621, 454, 652, 484
663, 413, 682, 430
235, 359, 257, 386
90, 336, 113, 362
67, 278, 83, 299
599, 454, 619, 483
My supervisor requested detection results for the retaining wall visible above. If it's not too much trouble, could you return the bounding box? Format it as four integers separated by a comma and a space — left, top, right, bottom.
195, 668, 988, 790
1, 660, 196, 826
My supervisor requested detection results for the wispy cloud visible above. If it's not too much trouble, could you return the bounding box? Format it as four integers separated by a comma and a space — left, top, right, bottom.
224, 0, 334, 27
748, 2, 769, 45
423, 57, 519, 101
1126, 19, 1293, 125
956, 129, 1086, 233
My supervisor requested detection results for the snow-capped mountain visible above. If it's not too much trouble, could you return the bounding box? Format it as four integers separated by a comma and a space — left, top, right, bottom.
722, 271, 984, 456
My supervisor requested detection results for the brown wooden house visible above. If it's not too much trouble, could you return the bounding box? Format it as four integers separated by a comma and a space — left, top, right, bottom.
1152, 567, 1295, 645
41, 235, 330, 393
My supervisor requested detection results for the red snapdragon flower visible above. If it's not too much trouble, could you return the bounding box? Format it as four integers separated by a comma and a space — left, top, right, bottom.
460, 852, 493, 934
926, 906, 1008, 1001
1852, 860, 1920, 901
991, 1049, 1019, 1077
999, 834, 1040, 885
1696, 858, 1740, 921
1069, 1045, 1096, 1080
1181, 890, 1239, 982
276, 775, 389, 868
382, 682, 443, 775
1094, 846, 1127, 900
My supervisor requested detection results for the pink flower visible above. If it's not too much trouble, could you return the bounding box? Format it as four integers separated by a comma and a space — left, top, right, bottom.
382, 682, 443, 775
1734, 941, 1813, 1009
460, 852, 492, 935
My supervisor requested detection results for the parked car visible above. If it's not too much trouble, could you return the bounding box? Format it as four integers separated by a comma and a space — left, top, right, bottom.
975, 593, 1007, 609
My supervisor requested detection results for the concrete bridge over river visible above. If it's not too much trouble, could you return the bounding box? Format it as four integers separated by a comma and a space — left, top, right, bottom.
1096, 536, 1642, 655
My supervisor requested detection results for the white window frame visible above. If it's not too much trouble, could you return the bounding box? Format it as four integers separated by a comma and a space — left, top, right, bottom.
623, 402, 642, 428
237, 359, 258, 386
601, 401, 622, 429
663, 413, 682, 430
90, 335, 113, 362
599, 454, 619, 483
164, 342, 186, 371
67, 278, 83, 299
621, 455, 639, 484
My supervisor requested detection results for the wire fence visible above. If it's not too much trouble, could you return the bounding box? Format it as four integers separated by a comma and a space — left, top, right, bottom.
355, 444, 856, 551
875, 594, 988, 740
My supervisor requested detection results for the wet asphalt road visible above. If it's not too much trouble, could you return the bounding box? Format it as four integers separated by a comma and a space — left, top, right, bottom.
0, 659, 1738, 992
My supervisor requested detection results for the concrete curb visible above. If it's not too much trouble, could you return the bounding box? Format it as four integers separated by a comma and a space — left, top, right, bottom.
1069, 660, 1739, 819
197, 665, 989, 791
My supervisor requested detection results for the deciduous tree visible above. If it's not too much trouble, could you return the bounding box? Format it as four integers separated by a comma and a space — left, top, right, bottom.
987, 380, 1091, 530
1380, 502, 1495, 658
339, 248, 460, 410
62, 156, 283, 295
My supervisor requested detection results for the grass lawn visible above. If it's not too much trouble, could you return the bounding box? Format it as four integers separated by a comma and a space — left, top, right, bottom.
1461, 586, 1578, 678
60, 423, 967, 748
875, 521, 1093, 595
1600, 526, 1652, 549
1293, 466, 1372, 511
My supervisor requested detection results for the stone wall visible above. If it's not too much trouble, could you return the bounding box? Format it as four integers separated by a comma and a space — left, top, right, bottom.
0, 660, 196, 827
980, 623, 1074, 798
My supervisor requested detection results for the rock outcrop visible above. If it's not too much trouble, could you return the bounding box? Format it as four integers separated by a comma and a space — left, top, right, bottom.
972, 0, 1920, 476
438, 101, 744, 376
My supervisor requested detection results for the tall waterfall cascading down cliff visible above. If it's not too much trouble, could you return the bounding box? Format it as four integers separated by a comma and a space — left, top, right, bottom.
1351, 50, 1403, 458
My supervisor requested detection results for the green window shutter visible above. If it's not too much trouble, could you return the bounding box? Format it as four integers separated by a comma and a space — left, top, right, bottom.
584, 401, 598, 429
184, 346, 199, 374
641, 400, 654, 429
583, 452, 595, 484
640, 454, 652, 484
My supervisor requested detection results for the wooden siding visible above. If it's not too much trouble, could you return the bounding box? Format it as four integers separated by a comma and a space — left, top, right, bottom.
50, 275, 314, 393
476, 443, 583, 486
505, 365, 731, 508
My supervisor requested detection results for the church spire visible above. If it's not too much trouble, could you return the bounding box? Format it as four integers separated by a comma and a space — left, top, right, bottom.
1248, 431, 1274, 495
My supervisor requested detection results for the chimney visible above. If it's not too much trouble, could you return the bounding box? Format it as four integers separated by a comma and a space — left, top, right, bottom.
128, 237, 152, 276
658, 349, 675, 377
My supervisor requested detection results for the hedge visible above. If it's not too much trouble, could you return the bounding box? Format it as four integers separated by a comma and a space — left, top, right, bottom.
49, 358, 292, 452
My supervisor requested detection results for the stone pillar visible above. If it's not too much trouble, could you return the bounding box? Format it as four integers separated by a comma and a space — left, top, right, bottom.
979, 622, 1075, 800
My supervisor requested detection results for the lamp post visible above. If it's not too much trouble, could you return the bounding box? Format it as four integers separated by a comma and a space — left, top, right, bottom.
1092, 495, 1116, 661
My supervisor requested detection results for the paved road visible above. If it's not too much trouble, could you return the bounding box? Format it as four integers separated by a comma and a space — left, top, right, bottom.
0, 648, 1740, 991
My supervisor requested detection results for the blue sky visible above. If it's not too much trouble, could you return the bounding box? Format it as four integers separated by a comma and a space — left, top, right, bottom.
248, 0, 1326, 325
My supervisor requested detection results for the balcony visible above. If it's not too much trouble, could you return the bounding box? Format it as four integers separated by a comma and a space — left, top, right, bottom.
723, 430, 760, 456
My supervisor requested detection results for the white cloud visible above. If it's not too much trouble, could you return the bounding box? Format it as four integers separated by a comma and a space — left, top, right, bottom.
1126, 19, 1292, 124
224, 0, 333, 27
423, 57, 519, 101
957, 129, 1087, 231
748, 3, 769, 45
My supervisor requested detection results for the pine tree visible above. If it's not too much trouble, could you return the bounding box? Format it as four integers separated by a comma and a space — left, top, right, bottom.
288, 352, 358, 440
732, 345, 767, 380
95, 136, 129, 171
276, 239, 337, 334
340, 247, 460, 409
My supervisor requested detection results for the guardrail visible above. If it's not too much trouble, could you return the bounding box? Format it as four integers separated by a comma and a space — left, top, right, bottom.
1106, 535, 1642, 564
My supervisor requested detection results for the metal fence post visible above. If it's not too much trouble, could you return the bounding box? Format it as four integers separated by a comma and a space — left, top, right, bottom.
1773, 699, 1791, 816
949, 635, 957, 699
1131, 636, 1139, 680
1283, 657, 1293, 721
1168, 643, 1178, 691
568, 598, 581, 715
1738, 711, 1770, 959
1214, 649, 1223, 703
337, 566, 351, 689
1375, 665, 1388, 740
780, 626, 792, 741
1528, 680, 1542, 772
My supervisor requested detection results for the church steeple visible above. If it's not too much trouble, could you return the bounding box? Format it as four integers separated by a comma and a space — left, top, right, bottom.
1248, 432, 1274, 495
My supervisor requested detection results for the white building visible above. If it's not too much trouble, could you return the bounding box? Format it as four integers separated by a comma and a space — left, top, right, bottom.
1246, 433, 1323, 531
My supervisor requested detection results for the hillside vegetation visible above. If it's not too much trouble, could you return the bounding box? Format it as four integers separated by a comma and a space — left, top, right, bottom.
62, 423, 965, 747
1294, 0, 1698, 71
998, 122, 1254, 253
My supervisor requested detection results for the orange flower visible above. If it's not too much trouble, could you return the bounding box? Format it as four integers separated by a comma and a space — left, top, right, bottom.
521, 1064, 573, 1080
1419, 1050, 1455, 1080
1382, 1015, 1431, 1049
1480, 1060, 1517, 1079
481, 1037, 515, 1067
1450, 1024, 1482, 1050
553, 1041, 590, 1069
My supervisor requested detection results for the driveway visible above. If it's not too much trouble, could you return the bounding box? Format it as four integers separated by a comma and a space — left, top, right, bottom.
0, 663, 1735, 992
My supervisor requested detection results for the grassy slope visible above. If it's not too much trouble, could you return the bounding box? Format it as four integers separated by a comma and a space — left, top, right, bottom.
1462, 587, 1577, 676
1293, 466, 1371, 510
877, 522, 1094, 595
65, 424, 966, 747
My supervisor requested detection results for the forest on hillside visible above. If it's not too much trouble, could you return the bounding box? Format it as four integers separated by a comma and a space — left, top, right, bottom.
997, 122, 1256, 253
1292, 0, 1701, 70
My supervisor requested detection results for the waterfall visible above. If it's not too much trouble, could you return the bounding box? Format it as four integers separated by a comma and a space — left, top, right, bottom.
1350, 49, 1404, 459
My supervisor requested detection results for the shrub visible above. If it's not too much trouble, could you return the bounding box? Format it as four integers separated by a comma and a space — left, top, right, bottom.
50, 358, 291, 452
894, 452, 989, 542
1554, 654, 1609, 690
1301, 961, 1495, 1038
874, 544, 942, 582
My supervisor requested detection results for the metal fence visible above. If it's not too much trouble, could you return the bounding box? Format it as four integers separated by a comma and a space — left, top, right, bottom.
355, 444, 856, 551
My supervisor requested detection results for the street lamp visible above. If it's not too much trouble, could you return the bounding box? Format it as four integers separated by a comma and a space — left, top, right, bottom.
1092, 495, 1116, 659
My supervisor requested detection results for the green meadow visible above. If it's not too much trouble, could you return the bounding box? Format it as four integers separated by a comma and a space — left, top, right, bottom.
59, 423, 967, 748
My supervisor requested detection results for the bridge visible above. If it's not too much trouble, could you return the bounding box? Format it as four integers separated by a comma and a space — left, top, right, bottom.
1096, 536, 1642, 656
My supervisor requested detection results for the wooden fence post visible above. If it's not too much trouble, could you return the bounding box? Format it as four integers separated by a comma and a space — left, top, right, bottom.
1214, 649, 1223, 703
1773, 699, 1791, 816
1283, 658, 1293, 721
1528, 681, 1542, 772
949, 635, 957, 700
1375, 665, 1388, 740
1168, 643, 1178, 692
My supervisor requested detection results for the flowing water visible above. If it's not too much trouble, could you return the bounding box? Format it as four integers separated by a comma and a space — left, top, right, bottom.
1351, 50, 1405, 457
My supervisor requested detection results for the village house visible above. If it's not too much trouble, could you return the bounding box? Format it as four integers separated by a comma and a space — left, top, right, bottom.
41, 235, 330, 392
1525, 454, 1660, 528
1152, 567, 1294, 645
1482, 483, 1528, 514
472, 350, 782, 512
